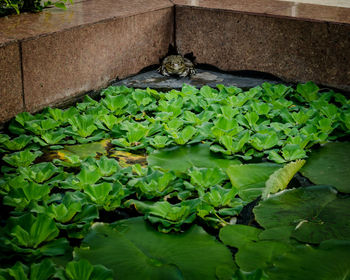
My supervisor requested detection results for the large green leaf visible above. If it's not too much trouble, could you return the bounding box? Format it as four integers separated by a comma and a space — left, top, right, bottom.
219, 225, 290, 272
301, 142, 350, 193
219, 224, 262, 247
226, 163, 281, 202
147, 144, 240, 172
75, 217, 235, 280
262, 160, 305, 199
220, 226, 350, 279
267, 240, 350, 280
254, 185, 350, 243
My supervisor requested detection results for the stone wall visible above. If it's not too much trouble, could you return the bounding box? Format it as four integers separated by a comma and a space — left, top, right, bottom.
0, 0, 349, 124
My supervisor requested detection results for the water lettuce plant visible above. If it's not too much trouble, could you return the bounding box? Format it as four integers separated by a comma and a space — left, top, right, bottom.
0, 82, 349, 279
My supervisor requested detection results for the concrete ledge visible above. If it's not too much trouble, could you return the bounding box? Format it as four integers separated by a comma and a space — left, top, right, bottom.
0, 0, 173, 119
175, 2, 350, 91
0, 38, 23, 123
21, 8, 173, 112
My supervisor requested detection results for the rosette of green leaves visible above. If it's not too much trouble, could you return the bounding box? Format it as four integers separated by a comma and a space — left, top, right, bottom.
3, 149, 43, 168
131, 88, 157, 112
67, 114, 98, 138
127, 169, 181, 199
0, 134, 32, 151
182, 110, 215, 126
202, 186, 243, 215
149, 134, 173, 149
18, 162, 61, 183
84, 181, 125, 211
34, 128, 67, 146
0, 259, 57, 280
24, 118, 60, 136
112, 121, 150, 150
62, 259, 113, 280
32, 193, 82, 224
0, 213, 70, 261
102, 93, 128, 115
124, 199, 200, 232
168, 125, 198, 145
210, 130, 250, 156
211, 116, 243, 139
196, 186, 244, 228
3, 182, 50, 211
44, 106, 79, 125
32, 191, 99, 239
2, 175, 51, 211
185, 166, 227, 195
155, 100, 183, 124
0, 258, 113, 280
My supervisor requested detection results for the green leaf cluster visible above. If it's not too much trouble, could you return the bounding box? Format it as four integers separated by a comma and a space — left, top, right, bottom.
0, 83, 349, 279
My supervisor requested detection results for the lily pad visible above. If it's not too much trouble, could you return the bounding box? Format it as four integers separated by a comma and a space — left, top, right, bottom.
254, 185, 350, 244
226, 163, 281, 202
219, 225, 290, 272
301, 142, 350, 193
147, 144, 240, 172
220, 225, 350, 279
75, 217, 235, 280
53, 139, 110, 160
267, 240, 350, 280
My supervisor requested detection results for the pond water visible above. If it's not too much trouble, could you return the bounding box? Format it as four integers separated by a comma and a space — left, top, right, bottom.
0, 77, 349, 279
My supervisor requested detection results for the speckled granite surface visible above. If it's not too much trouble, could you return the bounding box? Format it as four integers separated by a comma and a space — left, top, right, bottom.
176, 6, 350, 91
0, 41, 23, 123
0, 0, 174, 40
0, 0, 174, 121
22, 8, 174, 112
173, 0, 350, 24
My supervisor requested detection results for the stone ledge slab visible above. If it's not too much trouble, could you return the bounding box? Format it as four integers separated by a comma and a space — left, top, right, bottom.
0, 0, 174, 41
22, 7, 174, 112
175, 5, 350, 91
173, 0, 350, 24
0, 0, 174, 115
0, 39, 23, 123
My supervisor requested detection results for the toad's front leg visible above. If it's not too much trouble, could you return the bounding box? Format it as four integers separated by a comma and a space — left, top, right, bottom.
157, 65, 170, 76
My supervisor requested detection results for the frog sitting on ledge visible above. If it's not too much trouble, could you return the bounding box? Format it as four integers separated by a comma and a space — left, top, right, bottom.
158, 54, 196, 77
